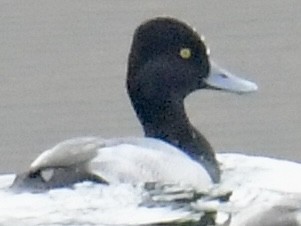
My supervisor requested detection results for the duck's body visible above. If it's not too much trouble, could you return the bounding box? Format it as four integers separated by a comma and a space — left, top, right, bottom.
11, 137, 212, 192
2, 153, 301, 225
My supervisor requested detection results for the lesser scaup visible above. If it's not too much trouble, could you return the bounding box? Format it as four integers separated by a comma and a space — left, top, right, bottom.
5, 17, 300, 225
10, 17, 257, 192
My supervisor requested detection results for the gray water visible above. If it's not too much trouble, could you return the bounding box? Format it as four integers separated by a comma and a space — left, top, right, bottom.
0, 0, 300, 174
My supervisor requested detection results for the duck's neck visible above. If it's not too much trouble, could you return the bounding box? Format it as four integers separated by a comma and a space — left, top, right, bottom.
141, 98, 191, 140
130, 95, 221, 182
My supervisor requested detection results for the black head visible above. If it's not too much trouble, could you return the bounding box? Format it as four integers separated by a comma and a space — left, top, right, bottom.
127, 17, 210, 101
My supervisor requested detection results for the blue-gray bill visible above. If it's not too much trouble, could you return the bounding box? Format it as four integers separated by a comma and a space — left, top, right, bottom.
205, 61, 258, 94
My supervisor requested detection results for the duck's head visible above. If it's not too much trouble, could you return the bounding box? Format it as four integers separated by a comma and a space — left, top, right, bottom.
127, 17, 257, 102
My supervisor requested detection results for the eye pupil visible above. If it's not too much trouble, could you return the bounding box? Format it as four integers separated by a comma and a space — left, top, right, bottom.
180, 48, 191, 59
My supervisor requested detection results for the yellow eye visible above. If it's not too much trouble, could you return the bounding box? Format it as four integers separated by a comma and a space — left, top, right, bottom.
179, 48, 192, 59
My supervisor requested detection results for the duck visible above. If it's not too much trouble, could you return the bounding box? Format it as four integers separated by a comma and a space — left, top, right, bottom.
2, 16, 300, 225
10, 17, 257, 192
